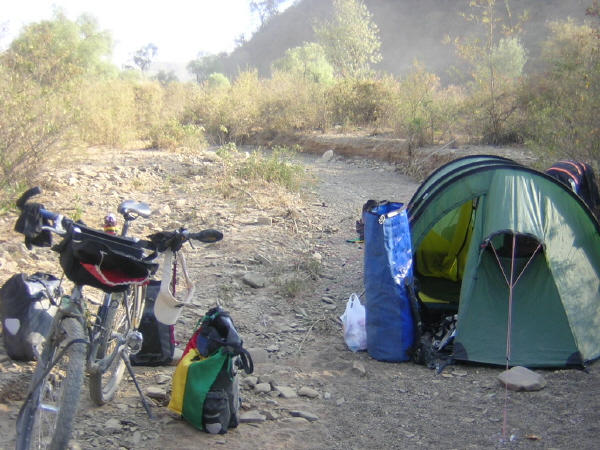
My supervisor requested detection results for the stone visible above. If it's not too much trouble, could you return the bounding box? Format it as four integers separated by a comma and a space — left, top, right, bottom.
352, 361, 366, 376
279, 417, 309, 425
242, 272, 267, 288
240, 410, 266, 423
248, 348, 269, 364
498, 366, 547, 392
275, 386, 298, 399
145, 386, 168, 399
104, 418, 122, 433
297, 387, 320, 398
255, 382, 272, 393
243, 376, 258, 388
256, 216, 272, 226
320, 150, 334, 162
290, 410, 319, 422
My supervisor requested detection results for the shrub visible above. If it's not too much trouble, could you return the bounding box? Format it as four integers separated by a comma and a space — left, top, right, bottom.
520, 20, 600, 164
191, 70, 261, 145
259, 71, 329, 133
77, 79, 138, 147
148, 118, 206, 151
214, 144, 307, 192
0, 67, 77, 191
327, 78, 389, 128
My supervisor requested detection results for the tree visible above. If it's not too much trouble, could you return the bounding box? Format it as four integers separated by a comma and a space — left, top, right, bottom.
446, 0, 528, 144
187, 52, 226, 83
132, 43, 158, 77
313, 0, 381, 80
4, 9, 115, 86
522, 19, 600, 161
249, 0, 287, 26
0, 9, 114, 189
152, 70, 179, 85
271, 42, 334, 84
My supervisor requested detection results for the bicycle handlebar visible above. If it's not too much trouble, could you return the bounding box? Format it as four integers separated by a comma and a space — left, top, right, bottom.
16, 187, 223, 252
148, 228, 223, 253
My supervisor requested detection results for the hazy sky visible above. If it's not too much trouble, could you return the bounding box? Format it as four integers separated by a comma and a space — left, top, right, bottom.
0, 0, 293, 66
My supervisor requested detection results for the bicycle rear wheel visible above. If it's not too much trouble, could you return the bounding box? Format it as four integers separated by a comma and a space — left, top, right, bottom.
16, 317, 87, 450
88, 287, 144, 405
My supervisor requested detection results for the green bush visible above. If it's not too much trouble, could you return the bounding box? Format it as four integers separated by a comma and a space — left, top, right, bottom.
215, 144, 307, 192
327, 78, 388, 128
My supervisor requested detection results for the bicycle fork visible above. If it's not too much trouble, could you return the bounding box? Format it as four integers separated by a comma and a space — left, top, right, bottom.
88, 295, 154, 419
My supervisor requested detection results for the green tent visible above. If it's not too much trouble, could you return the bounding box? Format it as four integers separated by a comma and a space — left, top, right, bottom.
408, 155, 600, 368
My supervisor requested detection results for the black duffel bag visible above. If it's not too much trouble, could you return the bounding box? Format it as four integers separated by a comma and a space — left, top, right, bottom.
53, 223, 159, 293
0, 273, 61, 360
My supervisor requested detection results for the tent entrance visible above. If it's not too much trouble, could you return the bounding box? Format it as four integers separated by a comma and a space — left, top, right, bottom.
482, 231, 543, 284
455, 231, 582, 367
415, 199, 476, 307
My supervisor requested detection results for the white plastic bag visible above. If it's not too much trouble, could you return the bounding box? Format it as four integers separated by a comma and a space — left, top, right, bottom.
340, 293, 367, 352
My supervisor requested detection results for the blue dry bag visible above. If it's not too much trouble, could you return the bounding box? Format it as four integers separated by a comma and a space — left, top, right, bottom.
363, 201, 416, 362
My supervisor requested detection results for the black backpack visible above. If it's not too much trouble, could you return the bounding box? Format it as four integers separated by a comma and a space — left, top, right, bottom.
0, 273, 61, 361
194, 307, 253, 434
130, 280, 176, 366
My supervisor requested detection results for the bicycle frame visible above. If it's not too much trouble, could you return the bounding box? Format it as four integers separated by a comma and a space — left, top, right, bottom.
22, 287, 88, 398
87, 285, 145, 375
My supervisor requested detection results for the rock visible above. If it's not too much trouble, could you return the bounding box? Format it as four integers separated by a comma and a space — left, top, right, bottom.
279, 417, 310, 425
131, 430, 142, 446
255, 382, 272, 393
145, 386, 168, 399
242, 376, 258, 388
498, 366, 547, 392
290, 410, 319, 422
352, 361, 366, 377
155, 374, 171, 384
104, 418, 122, 433
248, 348, 269, 364
256, 216, 272, 226
240, 410, 266, 423
254, 254, 273, 265
242, 272, 267, 288
262, 410, 280, 420
275, 386, 298, 399
298, 387, 320, 398
320, 150, 334, 162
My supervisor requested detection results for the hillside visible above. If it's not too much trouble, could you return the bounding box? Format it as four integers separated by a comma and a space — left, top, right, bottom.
222, 0, 592, 84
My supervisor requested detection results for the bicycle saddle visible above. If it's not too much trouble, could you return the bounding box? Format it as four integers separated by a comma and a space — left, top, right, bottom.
118, 200, 151, 218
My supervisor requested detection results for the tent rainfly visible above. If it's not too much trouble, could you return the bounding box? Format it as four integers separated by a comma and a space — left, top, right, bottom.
407, 155, 600, 368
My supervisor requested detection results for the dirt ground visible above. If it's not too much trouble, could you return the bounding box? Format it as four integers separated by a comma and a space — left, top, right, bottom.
1, 140, 599, 450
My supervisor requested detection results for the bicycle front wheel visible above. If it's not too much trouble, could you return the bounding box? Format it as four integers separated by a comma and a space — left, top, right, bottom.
16, 317, 87, 450
89, 287, 144, 405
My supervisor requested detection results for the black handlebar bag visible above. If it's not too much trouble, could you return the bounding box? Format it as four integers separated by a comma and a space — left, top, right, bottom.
54, 224, 159, 293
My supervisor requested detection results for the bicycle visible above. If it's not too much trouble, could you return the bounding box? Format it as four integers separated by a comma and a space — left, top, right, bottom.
13, 187, 223, 450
